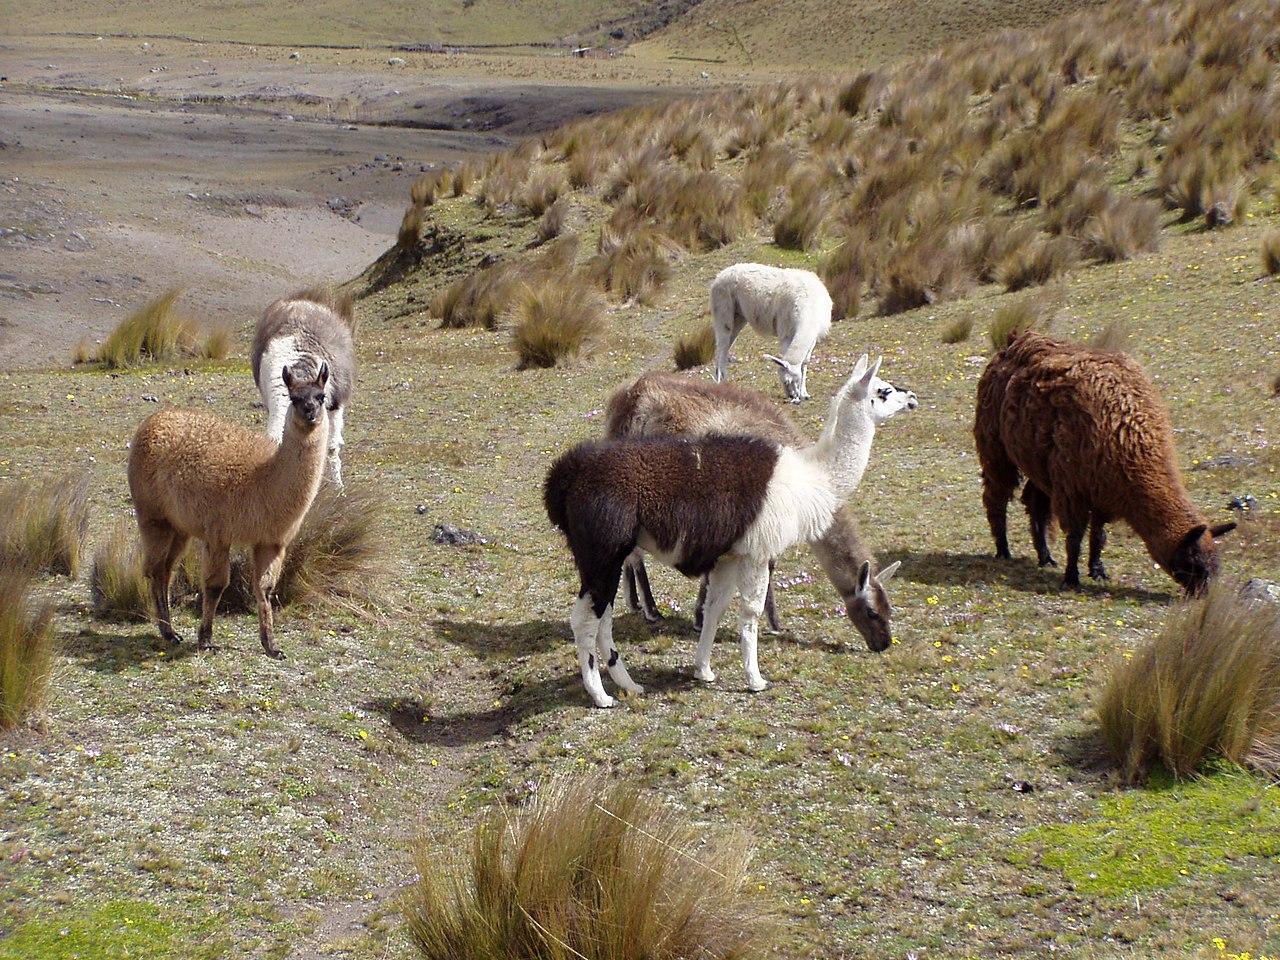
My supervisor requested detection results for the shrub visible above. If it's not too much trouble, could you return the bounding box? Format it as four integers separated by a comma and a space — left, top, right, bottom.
404, 776, 774, 960
1087, 320, 1132, 353
0, 475, 90, 578
940, 316, 973, 344
673, 324, 716, 370
0, 568, 54, 732
90, 523, 152, 621
94, 289, 198, 368
511, 277, 606, 370
988, 291, 1059, 351
997, 234, 1080, 291
587, 223, 679, 305
1097, 581, 1280, 783
1262, 231, 1280, 276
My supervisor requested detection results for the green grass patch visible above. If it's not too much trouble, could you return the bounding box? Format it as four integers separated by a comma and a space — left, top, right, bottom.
0, 900, 226, 960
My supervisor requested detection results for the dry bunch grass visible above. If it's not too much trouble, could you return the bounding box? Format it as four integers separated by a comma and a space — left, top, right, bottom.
988, 290, 1060, 351
0, 567, 54, 732
94, 289, 200, 368
519, 168, 569, 218
587, 222, 680, 305
673, 324, 716, 370
536, 197, 568, 244
1097, 581, 1280, 783
997, 234, 1081, 291
0, 475, 89, 578
773, 173, 827, 251
404, 776, 775, 960
940, 316, 974, 344
398, 204, 426, 250
510, 276, 606, 370
90, 522, 152, 621
1262, 231, 1280, 276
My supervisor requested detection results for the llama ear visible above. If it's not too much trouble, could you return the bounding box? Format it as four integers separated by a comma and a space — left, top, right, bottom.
857, 560, 871, 593
281, 365, 294, 389
316, 361, 330, 388
860, 356, 883, 389
877, 560, 901, 583
1178, 524, 1209, 551
850, 354, 869, 379
1210, 521, 1237, 539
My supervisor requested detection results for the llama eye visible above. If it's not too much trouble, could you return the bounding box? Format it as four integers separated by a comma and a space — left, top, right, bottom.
866, 609, 881, 622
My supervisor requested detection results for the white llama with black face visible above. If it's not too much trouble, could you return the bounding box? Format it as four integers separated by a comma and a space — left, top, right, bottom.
251, 286, 356, 488
545, 355, 890, 708
710, 262, 833, 402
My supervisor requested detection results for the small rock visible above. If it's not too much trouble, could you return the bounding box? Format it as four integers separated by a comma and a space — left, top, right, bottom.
1192, 454, 1258, 471
1011, 780, 1035, 794
289, 51, 301, 60
1229, 493, 1258, 512
387, 56, 406, 66
700, 70, 710, 79
965, 355, 986, 366
415, 504, 428, 515
432, 523, 485, 546
374, 154, 389, 163
1240, 579, 1280, 605
244, 203, 263, 218
141, 394, 159, 403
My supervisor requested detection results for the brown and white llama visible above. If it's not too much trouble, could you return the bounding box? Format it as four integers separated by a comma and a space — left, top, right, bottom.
545, 355, 891, 708
127, 364, 331, 658
975, 331, 1234, 592
252, 286, 356, 487
605, 370, 916, 651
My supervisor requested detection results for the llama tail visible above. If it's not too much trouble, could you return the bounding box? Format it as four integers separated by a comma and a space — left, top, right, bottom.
543, 455, 573, 533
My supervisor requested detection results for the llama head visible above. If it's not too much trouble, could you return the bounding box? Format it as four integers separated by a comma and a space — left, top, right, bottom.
762, 354, 805, 401
845, 559, 900, 652
828, 354, 882, 427
282, 361, 330, 430
1168, 521, 1236, 594
869, 377, 918, 424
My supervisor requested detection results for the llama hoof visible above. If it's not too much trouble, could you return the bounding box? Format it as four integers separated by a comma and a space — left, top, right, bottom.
1089, 564, 1109, 581
196, 642, 220, 654
693, 666, 717, 683
1061, 576, 1083, 591
592, 694, 618, 709
995, 549, 1013, 561
263, 646, 287, 660
746, 677, 769, 693
642, 610, 664, 625
1038, 556, 1058, 568
159, 630, 183, 646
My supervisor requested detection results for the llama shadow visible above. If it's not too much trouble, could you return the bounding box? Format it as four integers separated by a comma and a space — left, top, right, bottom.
427, 617, 567, 659
60, 625, 199, 674
888, 550, 1173, 603
366, 666, 693, 747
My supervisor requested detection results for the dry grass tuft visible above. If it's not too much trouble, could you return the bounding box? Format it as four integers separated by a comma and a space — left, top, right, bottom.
450, 163, 476, 198
511, 277, 605, 371
536, 197, 568, 244
673, 324, 716, 370
1083, 196, 1163, 263
519, 168, 569, 218
0, 475, 90, 578
398, 204, 426, 250
90, 523, 152, 622
587, 223, 680, 305
997, 234, 1081, 291
988, 291, 1060, 351
773, 174, 827, 251
411, 170, 447, 207
1097, 581, 1280, 783
404, 776, 775, 960
940, 316, 974, 344
433, 259, 530, 330
95, 289, 198, 369
820, 229, 871, 321
1088, 320, 1133, 353
0, 568, 54, 732
200, 326, 232, 361
1261, 231, 1280, 276
72, 339, 91, 365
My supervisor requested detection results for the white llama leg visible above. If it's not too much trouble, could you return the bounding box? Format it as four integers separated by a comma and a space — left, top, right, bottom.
327, 404, 345, 489
693, 558, 739, 683
595, 604, 644, 696
736, 560, 771, 692
712, 327, 732, 383
571, 594, 615, 708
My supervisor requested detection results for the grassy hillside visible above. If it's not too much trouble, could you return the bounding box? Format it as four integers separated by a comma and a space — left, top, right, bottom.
0, 0, 654, 47
637, 0, 1105, 67
3, 0, 1280, 957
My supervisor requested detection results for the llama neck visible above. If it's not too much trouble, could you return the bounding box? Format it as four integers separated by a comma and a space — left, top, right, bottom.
1126, 472, 1205, 567
264, 412, 329, 510
810, 507, 872, 600
807, 412, 875, 503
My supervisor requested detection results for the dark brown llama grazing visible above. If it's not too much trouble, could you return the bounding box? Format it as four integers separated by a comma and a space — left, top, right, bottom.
605, 371, 913, 651
974, 331, 1234, 592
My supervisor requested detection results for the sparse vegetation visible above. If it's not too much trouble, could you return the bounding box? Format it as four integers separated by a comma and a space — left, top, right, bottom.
94, 289, 197, 369
0, 475, 89, 578
90, 522, 152, 622
511, 277, 606, 370
0, 568, 54, 731
404, 776, 774, 960
988, 292, 1059, 351
1097, 582, 1280, 783
940, 315, 973, 344
673, 323, 716, 369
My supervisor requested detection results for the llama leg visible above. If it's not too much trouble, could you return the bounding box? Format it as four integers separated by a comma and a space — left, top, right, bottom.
595, 603, 643, 696
980, 472, 1016, 560
327, 405, 345, 489
252, 543, 286, 659
623, 556, 640, 612
197, 542, 230, 651
140, 520, 183, 644
712, 327, 732, 383
571, 593, 615, 708
763, 559, 782, 632
1059, 511, 1087, 590
632, 557, 661, 623
736, 559, 771, 692
693, 559, 739, 683
1088, 516, 1109, 580
693, 575, 709, 630
1021, 483, 1056, 567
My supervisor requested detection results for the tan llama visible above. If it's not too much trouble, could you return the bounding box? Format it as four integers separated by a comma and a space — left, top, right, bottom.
127, 364, 331, 658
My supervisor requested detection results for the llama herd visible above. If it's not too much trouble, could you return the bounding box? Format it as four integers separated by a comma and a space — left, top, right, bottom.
120, 263, 1232, 709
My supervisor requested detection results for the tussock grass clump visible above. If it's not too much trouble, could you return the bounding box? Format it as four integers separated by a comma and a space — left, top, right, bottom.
0, 568, 54, 732
94, 289, 198, 369
773, 174, 826, 251
618, 169, 750, 252
878, 231, 974, 315
940, 316, 973, 344
511, 277, 606, 370
411, 170, 447, 207
450, 162, 476, 198
988, 291, 1059, 351
518, 168, 568, 218
1083, 197, 1162, 263
72, 339, 91, 365
398, 204, 425, 250
536, 197, 568, 244
90, 523, 152, 622
673, 324, 716, 370
0, 476, 90, 578
997, 234, 1081, 291
200, 326, 231, 361
433, 259, 529, 330
404, 776, 774, 960
1088, 320, 1133, 353
587, 223, 680, 305
1097, 581, 1280, 783
1262, 231, 1280, 276
820, 229, 872, 320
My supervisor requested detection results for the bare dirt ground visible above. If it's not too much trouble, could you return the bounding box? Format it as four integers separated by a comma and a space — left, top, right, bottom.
0, 36, 692, 368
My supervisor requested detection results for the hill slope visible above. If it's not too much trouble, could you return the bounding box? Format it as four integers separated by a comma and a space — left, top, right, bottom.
636, 0, 1105, 67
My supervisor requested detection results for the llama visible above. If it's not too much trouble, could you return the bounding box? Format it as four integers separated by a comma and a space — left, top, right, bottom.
975, 331, 1235, 592
710, 263, 833, 402
605, 370, 915, 650
545, 355, 890, 708
127, 364, 331, 658
252, 286, 356, 487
